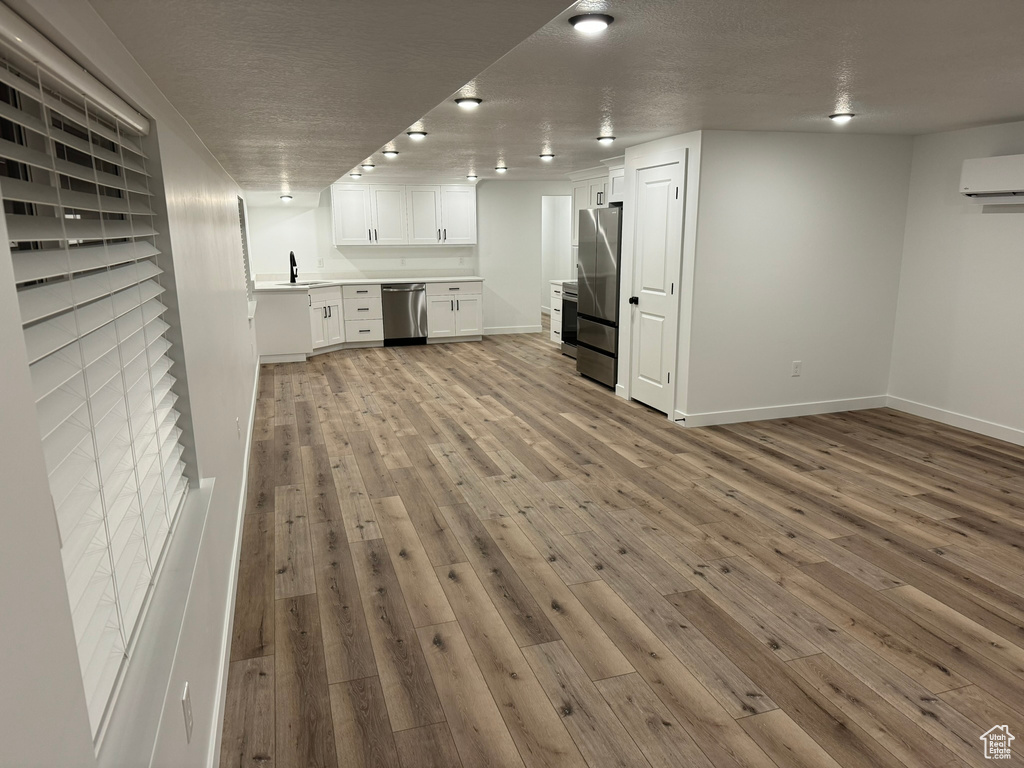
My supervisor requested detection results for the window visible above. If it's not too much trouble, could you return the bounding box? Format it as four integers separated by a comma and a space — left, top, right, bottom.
0, 45, 188, 737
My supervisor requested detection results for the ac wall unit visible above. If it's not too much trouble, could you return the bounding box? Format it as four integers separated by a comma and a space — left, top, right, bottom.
960, 154, 1024, 203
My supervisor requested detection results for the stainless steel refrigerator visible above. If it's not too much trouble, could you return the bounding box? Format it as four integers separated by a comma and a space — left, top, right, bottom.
576, 204, 622, 387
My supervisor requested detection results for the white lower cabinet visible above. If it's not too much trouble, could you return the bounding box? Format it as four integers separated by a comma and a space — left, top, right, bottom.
427, 296, 458, 338
310, 300, 343, 349
310, 301, 328, 348
426, 280, 483, 339
454, 295, 482, 335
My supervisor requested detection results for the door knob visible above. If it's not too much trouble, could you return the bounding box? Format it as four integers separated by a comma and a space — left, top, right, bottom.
628, 296, 639, 305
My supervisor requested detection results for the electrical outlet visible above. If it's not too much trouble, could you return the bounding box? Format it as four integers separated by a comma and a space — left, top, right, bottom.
316, 257, 324, 268
791, 360, 802, 377
181, 682, 193, 744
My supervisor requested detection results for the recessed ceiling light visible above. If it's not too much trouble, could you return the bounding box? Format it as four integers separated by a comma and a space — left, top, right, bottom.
382, 150, 399, 158
569, 13, 614, 35
349, 172, 362, 178
280, 195, 293, 202
407, 130, 428, 141
597, 136, 616, 145
540, 153, 555, 161
360, 163, 375, 170
456, 98, 482, 110
495, 166, 508, 174
829, 113, 855, 124
467, 174, 478, 180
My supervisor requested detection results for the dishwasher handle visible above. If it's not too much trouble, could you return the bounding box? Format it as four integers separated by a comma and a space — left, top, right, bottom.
382, 284, 426, 292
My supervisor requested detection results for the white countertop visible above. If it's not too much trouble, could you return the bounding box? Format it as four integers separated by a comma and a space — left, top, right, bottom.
550, 279, 574, 286
254, 275, 484, 293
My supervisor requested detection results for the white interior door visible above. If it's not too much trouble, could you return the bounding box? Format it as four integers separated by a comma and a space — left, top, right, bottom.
407, 186, 442, 245
629, 162, 684, 413
369, 185, 407, 245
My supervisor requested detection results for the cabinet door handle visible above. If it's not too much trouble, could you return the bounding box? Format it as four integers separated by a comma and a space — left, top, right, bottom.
443, 228, 446, 242
437, 229, 441, 242
323, 306, 327, 318
457, 299, 460, 311
368, 228, 372, 242
327, 305, 331, 318
450, 299, 454, 311
374, 228, 378, 242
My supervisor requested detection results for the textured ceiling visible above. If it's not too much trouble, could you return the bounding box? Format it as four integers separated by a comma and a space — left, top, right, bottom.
83, 0, 573, 191
85, 0, 1024, 190
339, 0, 1024, 184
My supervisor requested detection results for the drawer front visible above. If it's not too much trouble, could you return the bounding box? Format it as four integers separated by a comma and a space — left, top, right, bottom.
345, 319, 384, 342
342, 284, 382, 300
551, 285, 563, 299
310, 285, 342, 301
426, 281, 482, 296
551, 296, 562, 312
550, 328, 561, 343
343, 297, 383, 321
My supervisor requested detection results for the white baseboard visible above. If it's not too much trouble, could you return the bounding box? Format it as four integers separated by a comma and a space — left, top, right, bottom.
680, 395, 888, 428
886, 396, 1024, 447
207, 364, 261, 768
259, 352, 306, 363
484, 325, 543, 335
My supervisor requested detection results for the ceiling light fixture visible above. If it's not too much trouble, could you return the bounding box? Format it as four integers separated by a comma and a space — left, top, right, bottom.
455, 97, 482, 110
360, 163, 375, 170
569, 13, 614, 35
349, 172, 362, 178
829, 113, 855, 124
382, 149, 399, 158
407, 130, 428, 141
467, 174, 478, 180
495, 166, 508, 174
280, 195, 293, 202
597, 136, 616, 145
540, 153, 555, 161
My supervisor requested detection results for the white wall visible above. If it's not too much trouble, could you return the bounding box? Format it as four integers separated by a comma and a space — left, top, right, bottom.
889, 121, 1024, 444
682, 131, 913, 424
249, 193, 478, 280
540, 195, 572, 311
477, 179, 572, 334
3, 2, 258, 766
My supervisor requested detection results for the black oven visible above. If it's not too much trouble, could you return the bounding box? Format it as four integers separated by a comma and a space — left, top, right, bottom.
561, 281, 578, 358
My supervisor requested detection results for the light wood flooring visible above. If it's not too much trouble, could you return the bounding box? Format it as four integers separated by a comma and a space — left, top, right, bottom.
221, 329, 1024, 768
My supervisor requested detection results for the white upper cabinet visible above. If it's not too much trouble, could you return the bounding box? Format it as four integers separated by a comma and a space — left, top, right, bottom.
406, 185, 442, 245
440, 185, 477, 245
608, 168, 625, 204
369, 185, 408, 245
332, 182, 476, 247
332, 185, 373, 245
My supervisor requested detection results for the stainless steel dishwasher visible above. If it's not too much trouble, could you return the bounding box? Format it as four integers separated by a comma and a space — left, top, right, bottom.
382, 283, 427, 345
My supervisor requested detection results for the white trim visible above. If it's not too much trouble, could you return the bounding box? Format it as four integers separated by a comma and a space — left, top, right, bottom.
679, 395, 888, 428
484, 325, 542, 335
428, 335, 482, 344
259, 352, 307, 363
0, 3, 150, 134
207, 364, 260, 768
887, 396, 1024, 447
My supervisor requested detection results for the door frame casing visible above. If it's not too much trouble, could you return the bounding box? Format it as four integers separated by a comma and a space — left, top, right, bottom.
616, 130, 703, 422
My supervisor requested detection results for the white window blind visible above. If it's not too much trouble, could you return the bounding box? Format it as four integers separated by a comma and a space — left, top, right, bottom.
0, 46, 188, 737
